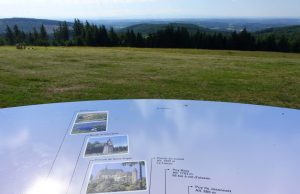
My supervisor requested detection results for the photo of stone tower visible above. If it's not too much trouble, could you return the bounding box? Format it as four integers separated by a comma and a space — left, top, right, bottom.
85, 135, 129, 157
102, 139, 114, 154
131, 168, 138, 184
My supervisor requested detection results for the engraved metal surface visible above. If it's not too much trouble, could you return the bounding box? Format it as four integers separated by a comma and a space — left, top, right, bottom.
0, 100, 299, 194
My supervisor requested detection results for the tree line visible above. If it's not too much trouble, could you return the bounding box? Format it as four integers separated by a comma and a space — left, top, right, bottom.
1, 19, 300, 53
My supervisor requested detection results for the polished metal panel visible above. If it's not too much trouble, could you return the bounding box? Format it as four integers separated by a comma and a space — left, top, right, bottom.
0, 100, 299, 194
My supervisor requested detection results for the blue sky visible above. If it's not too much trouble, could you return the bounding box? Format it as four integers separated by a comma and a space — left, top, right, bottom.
0, 0, 299, 19
89, 135, 128, 147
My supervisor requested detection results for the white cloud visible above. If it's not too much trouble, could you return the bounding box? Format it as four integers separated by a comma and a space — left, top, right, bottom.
0, 0, 158, 5
0, 0, 163, 18
0, 129, 29, 150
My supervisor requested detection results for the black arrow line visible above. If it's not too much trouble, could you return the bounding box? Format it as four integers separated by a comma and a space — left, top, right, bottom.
149, 157, 155, 194
188, 186, 193, 194
165, 169, 170, 194
47, 111, 77, 178
66, 135, 89, 194
79, 159, 97, 194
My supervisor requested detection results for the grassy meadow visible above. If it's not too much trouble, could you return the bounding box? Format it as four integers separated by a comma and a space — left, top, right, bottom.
0, 46, 300, 109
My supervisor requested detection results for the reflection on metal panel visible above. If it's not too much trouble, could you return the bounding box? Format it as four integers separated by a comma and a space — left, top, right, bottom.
0, 100, 299, 194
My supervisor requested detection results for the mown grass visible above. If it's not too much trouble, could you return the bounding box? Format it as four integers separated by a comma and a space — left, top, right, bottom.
0, 46, 300, 109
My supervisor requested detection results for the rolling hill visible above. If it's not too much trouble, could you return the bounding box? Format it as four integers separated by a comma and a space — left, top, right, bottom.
117, 23, 214, 35
93, 18, 300, 32
257, 25, 300, 40
0, 18, 72, 34
1, 17, 300, 43
188, 18, 300, 32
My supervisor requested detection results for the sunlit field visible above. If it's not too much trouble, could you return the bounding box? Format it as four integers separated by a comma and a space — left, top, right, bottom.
0, 46, 300, 109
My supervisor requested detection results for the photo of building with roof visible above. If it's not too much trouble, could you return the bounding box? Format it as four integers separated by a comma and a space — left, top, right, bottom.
94, 167, 138, 184
87, 161, 147, 193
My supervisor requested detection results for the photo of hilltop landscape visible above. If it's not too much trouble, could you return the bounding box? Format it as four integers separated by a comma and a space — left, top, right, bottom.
87, 161, 147, 193
75, 112, 108, 123
71, 112, 108, 134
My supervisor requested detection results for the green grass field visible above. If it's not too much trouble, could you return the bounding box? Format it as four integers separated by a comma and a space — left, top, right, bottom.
0, 46, 300, 109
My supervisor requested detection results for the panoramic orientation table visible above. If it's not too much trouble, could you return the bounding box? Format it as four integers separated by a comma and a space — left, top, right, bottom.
0, 100, 299, 194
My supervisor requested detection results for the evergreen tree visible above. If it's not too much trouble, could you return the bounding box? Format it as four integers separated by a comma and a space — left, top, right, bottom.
108, 27, 119, 46
124, 30, 137, 46
53, 22, 69, 45
33, 27, 39, 45
39, 24, 49, 46
175, 27, 190, 48
240, 29, 255, 50
73, 19, 85, 45
20, 31, 26, 43
12, 25, 26, 43
292, 38, 300, 52
84, 21, 95, 46
135, 33, 145, 47
230, 29, 255, 50
13, 25, 21, 43
0, 37, 4, 46
277, 35, 290, 52
192, 31, 205, 49
27, 32, 35, 45
5, 26, 15, 45
98, 25, 110, 46
230, 31, 239, 49
61, 21, 70, 42
264, 35, 277, 51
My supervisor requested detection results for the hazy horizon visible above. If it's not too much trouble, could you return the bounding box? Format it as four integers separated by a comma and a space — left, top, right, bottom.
1, 17, 300, 22
0, 0, 299, 19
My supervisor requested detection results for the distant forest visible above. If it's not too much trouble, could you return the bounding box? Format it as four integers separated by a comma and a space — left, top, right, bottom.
0, 19, 299, 53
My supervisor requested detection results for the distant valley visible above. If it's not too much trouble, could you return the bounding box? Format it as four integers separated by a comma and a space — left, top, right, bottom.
118, 23, 214, 35
1, 17, 300, 34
